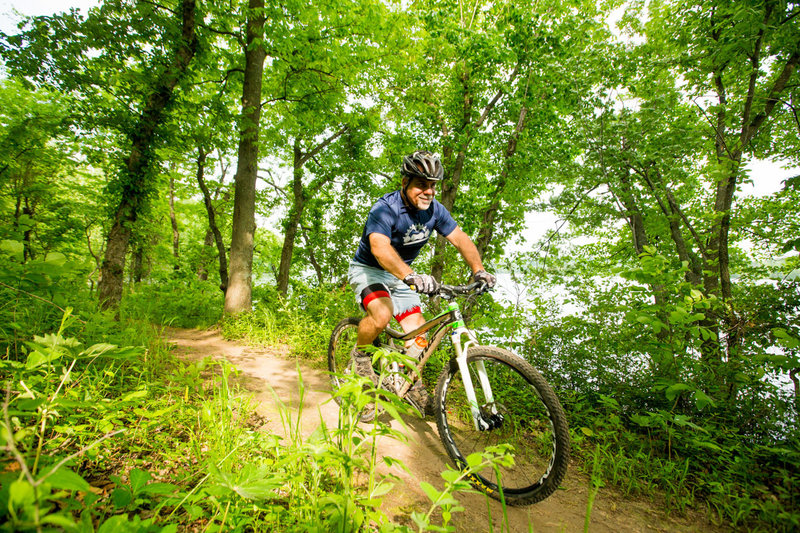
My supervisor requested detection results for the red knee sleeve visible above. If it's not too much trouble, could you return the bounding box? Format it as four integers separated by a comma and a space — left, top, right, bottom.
394, 306, 421, 322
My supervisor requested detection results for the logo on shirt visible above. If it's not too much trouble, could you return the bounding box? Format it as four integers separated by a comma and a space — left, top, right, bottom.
403, 223, 430, 246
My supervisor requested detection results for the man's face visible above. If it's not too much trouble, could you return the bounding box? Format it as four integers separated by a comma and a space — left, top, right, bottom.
404, 176, 437, 210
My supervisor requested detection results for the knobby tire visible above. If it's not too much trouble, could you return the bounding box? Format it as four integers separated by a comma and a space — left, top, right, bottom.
434, 346, 570, 506
328, 317, 361, 405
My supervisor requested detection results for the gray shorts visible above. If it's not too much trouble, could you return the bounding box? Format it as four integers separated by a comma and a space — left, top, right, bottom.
348, 261, 422, 321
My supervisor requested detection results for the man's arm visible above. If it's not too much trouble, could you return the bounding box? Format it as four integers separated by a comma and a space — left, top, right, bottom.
369, 233, 414, 279
445, 227, 484, 274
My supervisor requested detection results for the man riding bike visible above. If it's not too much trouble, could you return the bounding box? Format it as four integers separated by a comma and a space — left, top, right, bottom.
347, 150, 496, 415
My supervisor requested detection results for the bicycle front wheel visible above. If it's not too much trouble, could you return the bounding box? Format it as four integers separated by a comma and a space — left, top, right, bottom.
435, 346, 570, 506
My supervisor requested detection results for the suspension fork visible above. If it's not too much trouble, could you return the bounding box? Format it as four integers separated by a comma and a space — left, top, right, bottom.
449, 313, 496, 431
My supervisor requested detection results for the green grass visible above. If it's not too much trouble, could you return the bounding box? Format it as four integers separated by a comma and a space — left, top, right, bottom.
1, 295, 520, 532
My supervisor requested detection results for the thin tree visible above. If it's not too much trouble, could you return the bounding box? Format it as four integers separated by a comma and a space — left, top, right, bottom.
98, 0, 199, 309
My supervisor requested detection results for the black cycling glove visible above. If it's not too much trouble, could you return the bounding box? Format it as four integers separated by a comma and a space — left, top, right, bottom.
403, 273, 440, 295
472, 270, 496, 289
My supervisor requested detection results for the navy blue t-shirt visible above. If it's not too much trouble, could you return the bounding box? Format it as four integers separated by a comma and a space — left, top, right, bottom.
353, 191, 458, 269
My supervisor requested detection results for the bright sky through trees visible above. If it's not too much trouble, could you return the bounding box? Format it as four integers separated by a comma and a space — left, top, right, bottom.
0, 1, 98, 34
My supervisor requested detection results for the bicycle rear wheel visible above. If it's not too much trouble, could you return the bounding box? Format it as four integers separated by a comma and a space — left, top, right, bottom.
435, 346, 570, 506
328, 317, 361, 406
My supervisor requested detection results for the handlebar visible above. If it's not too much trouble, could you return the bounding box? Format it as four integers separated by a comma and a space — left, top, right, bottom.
407, 281, 488, 297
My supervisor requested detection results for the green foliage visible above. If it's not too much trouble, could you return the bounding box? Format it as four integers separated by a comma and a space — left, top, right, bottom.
2, 280, 506, 531
222, 283, 361, 363
121, 278, 224, 329
2, 0, 798, 529
0, 239, 92, 352
502, 243, 800, 530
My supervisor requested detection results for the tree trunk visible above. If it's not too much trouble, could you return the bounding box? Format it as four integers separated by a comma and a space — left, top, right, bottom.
223, 0, 266, 314
197, 229, 213, 281
276, 128, 346, 296
301, 229, 324, 286
168, 173, 180, 270
431, 148, 467, 281
97, 0, 198, 310
132, 242, 144, 283
276, 141, 306, 297
430, 64, 513, 281
20, 196, 35, 262
476, 106, 527, 258
195, 144, 229, 292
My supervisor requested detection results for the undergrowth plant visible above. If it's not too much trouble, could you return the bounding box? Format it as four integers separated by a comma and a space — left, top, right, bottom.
221, 285, 360, 364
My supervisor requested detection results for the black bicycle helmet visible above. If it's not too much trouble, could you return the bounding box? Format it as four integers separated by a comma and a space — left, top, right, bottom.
401, 151, 444, 181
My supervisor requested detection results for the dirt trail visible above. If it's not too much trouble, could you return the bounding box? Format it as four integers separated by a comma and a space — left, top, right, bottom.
167, 328, 721, 533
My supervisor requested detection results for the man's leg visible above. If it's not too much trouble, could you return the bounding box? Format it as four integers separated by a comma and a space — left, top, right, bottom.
397, 309, 425, 340
395, 306, 434, 415
352, 289, 393, 385
357, 297, 393, 346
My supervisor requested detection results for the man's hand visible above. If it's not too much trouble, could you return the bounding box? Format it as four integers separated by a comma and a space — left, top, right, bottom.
472, 270, 496, 289
403, 273, 440, 295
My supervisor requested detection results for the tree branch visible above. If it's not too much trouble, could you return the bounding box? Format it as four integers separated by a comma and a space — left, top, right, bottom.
476, 63, 521, 129
257, 171, 289, 199
297, 125, 348, 167
740, 3, 770, 142
743, 49, 800, 146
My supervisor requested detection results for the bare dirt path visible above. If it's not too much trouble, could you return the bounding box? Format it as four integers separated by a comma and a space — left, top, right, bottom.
167, 327, 723, 533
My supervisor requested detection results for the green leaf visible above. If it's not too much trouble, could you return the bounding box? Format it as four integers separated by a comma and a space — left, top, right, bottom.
129, 468, 151, 494
26, 348, 62, 369
46, 467, 91, 492
40, 513, 78, 529
773, 328, 800, 349
44, 251, 67, 266
420, 481, 441, 503
382, 456, 410, 474
0, 239, 24, 261
80, 343, 118, 358
98, 514, 137, 533
370, 481, 394, 497
111, 487, 132, 508
122, 390, 148, 403
694, 390, 716, 410
232, 478, 283, 500
411, 511, 428, 529
440, 469, 461, 483
630, 414, 654, 427
691, 439, 723, 452
9, 479, 35, 508
665, 383, 692, 401
465, 453, 483, 469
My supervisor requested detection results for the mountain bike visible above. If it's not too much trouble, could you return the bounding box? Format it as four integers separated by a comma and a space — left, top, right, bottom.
327, 282, 570, 506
